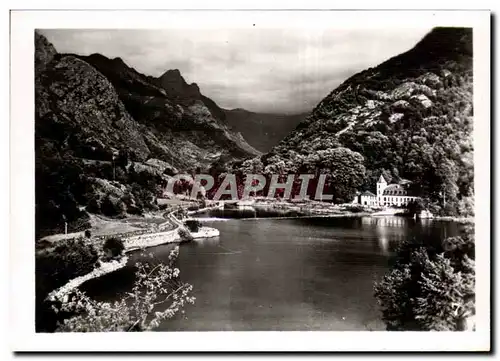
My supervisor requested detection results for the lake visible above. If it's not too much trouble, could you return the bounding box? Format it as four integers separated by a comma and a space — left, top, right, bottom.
80, 216, 462, 331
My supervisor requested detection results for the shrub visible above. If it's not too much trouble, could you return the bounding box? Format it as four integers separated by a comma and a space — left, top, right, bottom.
36, 238, 99, 294
84, 229, 91, 238
407, 198, 425, 216
344, 204, 365, 213
184, 219, 202, 233
35, 238, 99, 332
374, 228, 475, 331
101, 194, 126, 217
86, 196, 101, 213
178, 228, 193, 242
55, 247, 195, 332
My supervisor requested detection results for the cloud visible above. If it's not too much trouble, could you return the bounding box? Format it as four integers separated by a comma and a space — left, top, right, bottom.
39, 27, 432, 113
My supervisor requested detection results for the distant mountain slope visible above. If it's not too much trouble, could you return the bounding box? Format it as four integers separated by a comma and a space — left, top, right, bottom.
35, 32, 259, 236
153, 69, 227, 121
235, 28, 474, 215
223, 109, 309, 152
78, 53, 259, 166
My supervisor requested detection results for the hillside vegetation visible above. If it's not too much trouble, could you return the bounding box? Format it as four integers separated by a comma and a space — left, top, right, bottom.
35, 32, 259, 237
223, 109, 310, 152
232, 27, 474, 215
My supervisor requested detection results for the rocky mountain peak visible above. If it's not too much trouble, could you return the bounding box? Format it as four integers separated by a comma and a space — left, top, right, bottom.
35, 31, 57, 71
157, 68, 198, 96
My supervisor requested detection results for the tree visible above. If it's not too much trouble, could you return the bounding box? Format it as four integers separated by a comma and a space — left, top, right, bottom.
54, 247, 195, 332
374, 230, 475, 331
313, 147, 366, 203
36, 238, 100, 332
101, 194, 126, 217
102, 237, 125, 260
184, 219, 202, 233
116, 148, 130, 168
407, 198, 425, 217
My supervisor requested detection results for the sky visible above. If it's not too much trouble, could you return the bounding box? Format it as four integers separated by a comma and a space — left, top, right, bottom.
40, 28, 432, 114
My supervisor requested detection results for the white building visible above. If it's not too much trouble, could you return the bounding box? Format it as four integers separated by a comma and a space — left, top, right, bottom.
376, 175, 418, 207
353, 190, 377, 206
353, 174, 419, 207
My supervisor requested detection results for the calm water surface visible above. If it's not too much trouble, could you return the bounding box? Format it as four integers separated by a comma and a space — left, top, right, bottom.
81, 216, 462, 331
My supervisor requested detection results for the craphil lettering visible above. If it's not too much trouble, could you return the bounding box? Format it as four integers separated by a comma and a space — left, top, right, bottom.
165, 173, 334, 201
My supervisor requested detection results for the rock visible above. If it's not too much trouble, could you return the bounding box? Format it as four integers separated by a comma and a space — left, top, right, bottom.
130, 162, 164, 177
410, 94, 433, 108
391, 82, 417, 99
365, 100, 377, 109
35, 31, 57, 71
391, 100, 410, 110
145, 158, 176, 173
391, 82, 435, 100
441, 69, 452, 78
418, 72, 442, 88
91, 178, 127, 199
361, 88, 392, 101
389, 113, 404, 123
36, 54, 151, 161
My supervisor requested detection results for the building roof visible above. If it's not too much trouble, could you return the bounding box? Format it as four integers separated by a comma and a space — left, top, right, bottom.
382, 184, 417, 196
361, 190, 376, 197
378, 174, 387, 183
398, 178, 413, 185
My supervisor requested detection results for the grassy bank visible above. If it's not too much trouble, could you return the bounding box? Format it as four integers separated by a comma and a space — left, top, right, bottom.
248, 198, 376, 217
432, 216, 475, 224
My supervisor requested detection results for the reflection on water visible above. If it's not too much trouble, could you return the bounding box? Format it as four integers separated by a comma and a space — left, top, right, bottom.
361, 216, 407, 227
82, 216, 463, 331
191, 236, 221, 248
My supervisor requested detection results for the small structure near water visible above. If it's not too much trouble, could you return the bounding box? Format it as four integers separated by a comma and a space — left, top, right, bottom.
415, 209, 434, 219
190, 227, 220, 239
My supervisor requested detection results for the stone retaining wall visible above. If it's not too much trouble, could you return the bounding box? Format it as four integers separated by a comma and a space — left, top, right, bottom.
124, 228, 181, 252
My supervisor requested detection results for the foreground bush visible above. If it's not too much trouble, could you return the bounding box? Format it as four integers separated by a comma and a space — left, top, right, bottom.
35, 238, 100, 332
177, 227, 194, 242
102, 237, 125, 260
184, 219, 202, 233
55, 247, 195, 332
374, 227, 475, 331
36, 238, 100, 295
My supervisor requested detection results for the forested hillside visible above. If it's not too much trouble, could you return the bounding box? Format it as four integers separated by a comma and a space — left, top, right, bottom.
232, 27, 474, 215
223, 109, 309, 152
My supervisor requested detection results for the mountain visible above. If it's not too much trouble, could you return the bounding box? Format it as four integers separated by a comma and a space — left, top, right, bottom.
222, 109, 310, 152
154, 69, 227, 121
35, 31, 259, 237
233, 28, 474, 215
77, 53, 258, 164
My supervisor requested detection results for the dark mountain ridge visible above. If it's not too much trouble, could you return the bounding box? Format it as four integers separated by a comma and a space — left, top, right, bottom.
222, 108, 310, 152
233, 27, 474, 215
35, 32, 259, 237
153, 68, 227, 121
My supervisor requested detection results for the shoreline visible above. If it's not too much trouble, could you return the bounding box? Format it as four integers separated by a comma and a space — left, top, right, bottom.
431, 216, 474, 224
47, 256, 129, 302
192, 199, 474, 223
195, 212, 374, 222
43, 205, 471, 302
45, 210, 220, 302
